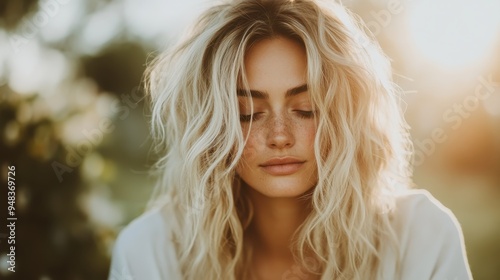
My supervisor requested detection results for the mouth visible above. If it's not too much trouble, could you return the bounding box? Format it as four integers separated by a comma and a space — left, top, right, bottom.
259, 157, 305, 176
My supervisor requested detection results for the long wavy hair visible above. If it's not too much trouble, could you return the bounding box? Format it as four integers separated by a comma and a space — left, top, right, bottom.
146, 0, 413, 279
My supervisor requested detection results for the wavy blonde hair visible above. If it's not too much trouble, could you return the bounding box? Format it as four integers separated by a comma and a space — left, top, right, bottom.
146, 0, 412, 279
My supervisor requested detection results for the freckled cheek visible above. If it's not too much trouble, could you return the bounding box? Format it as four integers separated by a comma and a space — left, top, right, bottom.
241, 129, 263, 160
306, 126, 317, 146
242, 141, 257, 160
237, 126, 264, 170
295, 121, 317, 147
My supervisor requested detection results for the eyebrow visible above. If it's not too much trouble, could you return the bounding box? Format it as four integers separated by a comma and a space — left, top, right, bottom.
236, 84, 308, 99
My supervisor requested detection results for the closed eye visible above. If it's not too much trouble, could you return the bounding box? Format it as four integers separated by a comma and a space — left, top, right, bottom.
240, 111, 315, 122
239, 113, 263, 122
295, 110, 315, 119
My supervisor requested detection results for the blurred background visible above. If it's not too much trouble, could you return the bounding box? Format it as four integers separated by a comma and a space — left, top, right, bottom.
0, 0, 498, 279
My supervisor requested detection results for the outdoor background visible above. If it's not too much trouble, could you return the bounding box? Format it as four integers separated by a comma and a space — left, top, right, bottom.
0, 0, 499, 279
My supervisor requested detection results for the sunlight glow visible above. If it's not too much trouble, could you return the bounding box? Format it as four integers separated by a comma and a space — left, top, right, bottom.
408, 0, 500, 68
77, 2, 122, 55
7, 43, 68, 95
123, 0, 212, 45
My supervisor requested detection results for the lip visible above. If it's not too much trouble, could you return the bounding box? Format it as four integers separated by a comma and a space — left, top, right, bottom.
259, 157, 305, 176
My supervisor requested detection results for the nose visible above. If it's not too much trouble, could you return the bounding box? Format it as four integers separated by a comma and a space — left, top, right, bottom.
266, 114, 295, 149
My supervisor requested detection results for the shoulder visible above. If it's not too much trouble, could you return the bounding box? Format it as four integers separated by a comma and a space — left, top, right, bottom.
386, 189, 472, 280
108, 206, 181, 280
114, 207, 174, 252
394, 189, 458, 232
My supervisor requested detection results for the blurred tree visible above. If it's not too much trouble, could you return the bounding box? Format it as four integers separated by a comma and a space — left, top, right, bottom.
0, 91, 110, 279
0, 0, 155, 279
0, 0, 39, 30
82, 42, 148, 96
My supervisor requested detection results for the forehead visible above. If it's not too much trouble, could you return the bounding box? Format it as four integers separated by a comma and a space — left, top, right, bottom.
242, 36, 307, 92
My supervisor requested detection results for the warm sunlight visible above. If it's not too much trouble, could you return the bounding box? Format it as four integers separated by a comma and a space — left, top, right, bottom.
408, 0, 500, 68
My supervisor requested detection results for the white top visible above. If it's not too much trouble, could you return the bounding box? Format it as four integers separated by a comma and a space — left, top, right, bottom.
108, 189, 472, 280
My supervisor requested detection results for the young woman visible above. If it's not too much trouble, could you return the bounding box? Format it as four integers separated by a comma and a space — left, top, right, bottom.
109, 0, 472, 279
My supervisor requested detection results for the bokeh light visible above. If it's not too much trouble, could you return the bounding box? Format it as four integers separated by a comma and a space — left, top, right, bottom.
408, 0, 500, 68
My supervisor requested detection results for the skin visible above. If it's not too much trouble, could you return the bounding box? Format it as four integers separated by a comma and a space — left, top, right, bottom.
235, 37, 319, 279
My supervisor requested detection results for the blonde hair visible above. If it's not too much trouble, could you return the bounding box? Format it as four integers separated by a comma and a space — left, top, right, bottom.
146, 0, 412, 279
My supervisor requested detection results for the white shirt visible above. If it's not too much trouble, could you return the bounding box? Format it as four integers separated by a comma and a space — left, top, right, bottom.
108, 189, 472, 280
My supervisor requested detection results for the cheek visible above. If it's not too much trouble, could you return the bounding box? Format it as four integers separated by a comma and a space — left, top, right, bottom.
241, 130, 260, 160
240, 125, 265, 160
242, 142, 257, 161
236, 129, 258, 176
307, 126, 316, 145
297, 121, 317, 147
236, 140, 258, 177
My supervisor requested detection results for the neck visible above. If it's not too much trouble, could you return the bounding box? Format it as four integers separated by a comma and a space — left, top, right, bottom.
245, 184, 312, 259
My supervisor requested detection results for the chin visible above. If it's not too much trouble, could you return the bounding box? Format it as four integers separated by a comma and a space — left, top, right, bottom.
243, 177, 316, 199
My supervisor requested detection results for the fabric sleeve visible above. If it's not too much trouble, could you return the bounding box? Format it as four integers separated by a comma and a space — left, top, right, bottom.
397, 190, 473, 280
106, 209, 181, 280
108, 231, 135, 280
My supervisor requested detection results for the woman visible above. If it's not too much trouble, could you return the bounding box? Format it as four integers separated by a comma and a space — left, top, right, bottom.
109, 0, 472, 279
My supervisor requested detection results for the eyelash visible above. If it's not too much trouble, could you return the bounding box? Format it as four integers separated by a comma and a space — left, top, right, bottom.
239, 111, 315, 122
296, 110, 315, 119
239, 114, 259, 122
